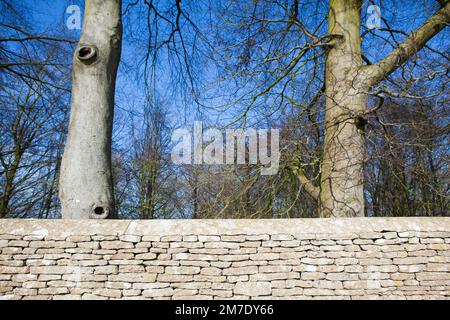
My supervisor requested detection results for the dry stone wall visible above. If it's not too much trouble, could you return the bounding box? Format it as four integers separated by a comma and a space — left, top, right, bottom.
0, 218, 449, 300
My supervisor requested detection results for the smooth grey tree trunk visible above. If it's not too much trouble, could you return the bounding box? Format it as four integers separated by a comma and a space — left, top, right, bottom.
59, 0, 122, 219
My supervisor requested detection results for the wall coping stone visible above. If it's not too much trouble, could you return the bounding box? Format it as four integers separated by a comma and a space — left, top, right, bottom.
1, 217, 449, 237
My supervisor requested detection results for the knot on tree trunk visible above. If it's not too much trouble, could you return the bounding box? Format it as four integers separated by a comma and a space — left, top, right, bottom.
76, 45, 98, 64
90, 203, 110, 219
354, 115, 368, 131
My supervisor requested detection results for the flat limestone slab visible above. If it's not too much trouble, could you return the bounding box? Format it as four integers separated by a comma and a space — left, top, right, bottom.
0, 217, 449, 237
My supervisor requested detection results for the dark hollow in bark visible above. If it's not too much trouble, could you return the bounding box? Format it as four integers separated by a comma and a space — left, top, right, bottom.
90, 204, 110, 219
76, 45, 97, 64
355, 116, 368, 131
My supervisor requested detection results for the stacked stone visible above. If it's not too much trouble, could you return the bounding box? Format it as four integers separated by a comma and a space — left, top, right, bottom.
0, 221, 449, 300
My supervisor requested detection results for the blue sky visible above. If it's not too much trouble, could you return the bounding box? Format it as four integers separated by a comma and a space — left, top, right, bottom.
2, 0, 447, 218
21, 0, 449, 138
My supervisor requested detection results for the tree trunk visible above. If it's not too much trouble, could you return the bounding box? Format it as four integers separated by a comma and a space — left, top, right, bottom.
320, 0, 367, 217
59, 0, 122, 219
319, 0, 449, 217
0, 156, 20, 218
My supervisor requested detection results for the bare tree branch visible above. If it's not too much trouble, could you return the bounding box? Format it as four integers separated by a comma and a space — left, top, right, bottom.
288, 164, 319, 201
365, 2, 450, 86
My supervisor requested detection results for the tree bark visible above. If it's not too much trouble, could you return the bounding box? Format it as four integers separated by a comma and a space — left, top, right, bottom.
320, 0, 367, 217
59, 0, 122, 219
0, 151, 21, 218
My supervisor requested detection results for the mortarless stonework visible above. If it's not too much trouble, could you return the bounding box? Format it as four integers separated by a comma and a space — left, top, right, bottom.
0, 218, 449, 300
